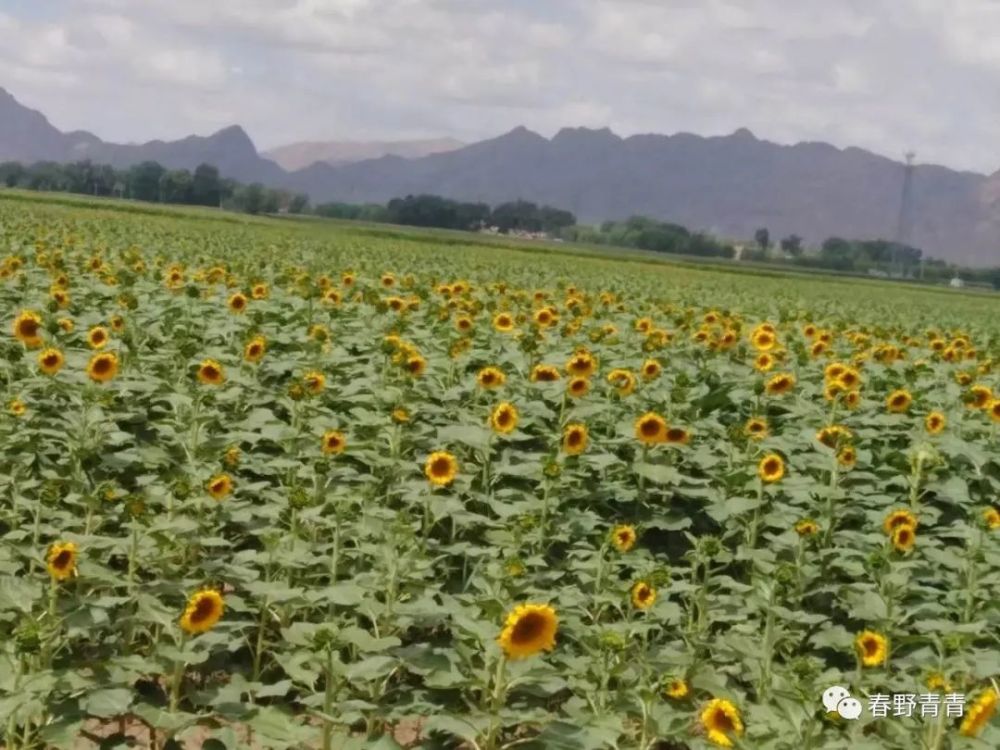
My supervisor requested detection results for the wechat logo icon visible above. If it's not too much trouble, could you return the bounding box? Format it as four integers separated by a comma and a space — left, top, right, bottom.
822, 686, 863, 720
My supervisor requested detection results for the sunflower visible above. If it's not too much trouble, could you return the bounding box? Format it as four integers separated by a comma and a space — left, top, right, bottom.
635, 412, 668, 444
664, 426, 691, 445
987, 399, 1000, 423
392, 407, 410, 424
751, 327, 777, 351
12, 310, 43, 348
744, 417, 768, 440
640, 358, 662, 380
308, 324, 329, 342
566, 351, 597, 377
754, 352, 774, 372
700, 698, 744, 748
664, 678, 690, 700
493, 312, 515, 332
380, 272, 396, 288
223, 446, 241, 467
567, 376, 590, 398
758, 453, 785, 483
968, 384, 992, 409
816, 425, 851, 449
342, 272, 356, 287
179, 588, 225, 635
562, 422, 589, 455
795, 519, 819, 536
227, 292, 248, 313
477, 366, 506, 389
891, 524, 916, 553
883, 509, 918, 535
960, 687, 999, 737
322, 288, 342, 306
58, 317, 74, 333
497, 603, 558, 660
244, 336, 266, 363
837, 367, 862, 390
606, 368, 636, 396
206, 473, 233, 500
38, 348, 65, 375
490, 402, 519, 434
46, 541, 78, 580
303, 370, 326, 394
87, 326, 109, 349
842, 390, 861, 409
425, 451, 458, 486
197, 359, 225, 385
855, 630, 888, 667
610, 524, 637, 552
110, 315, 125, 333
455, 315, 474, 333
635, 317, 653, 332
802, 323, 818, 338
924, 411, 946, 434
86, 352, 119, 383
630, 580, 656, 610
405, 354, 427, 377
251, 282, 269, 300
322, 430, 346, 455
885, 389, 912, 413
985, 507, 1000, 530
837, 445, 857, 469
765, 373, 795, 396
925, 672, 951, 692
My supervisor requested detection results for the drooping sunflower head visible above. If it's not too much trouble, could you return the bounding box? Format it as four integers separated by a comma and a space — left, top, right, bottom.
321, 429, 346, 455
630, 580, 656, 610
837, 445, 857, 469
197, 359, 225, 385
765, 372, 795, 396
959, 687, 999, 737
244, 336, 266, 363
566, 351, 597, 377
498, 603, 558, 659
392, 407, 410, 424
303, 370, 326, 394
206, 473, 233, 500
641, 358, 662, 380
610, 524, 637, 552
758, 453, 785, 483
924, 411, 946, 434
38, 348, 65, 375
227, 291, 248, 313
12, 310, 44, 347
885, 389, 912, 413
405, 354, 427, 377
477, 366, 506, 389
664, 426, 691, 445
223, 446, 241, 467
87, 326, 109, 349
46, 541, 78, 580
489, 402, 519, 434
86, 352, 119, 383
842, 389, 861, 409
58, 317, 74, 333
425, 450, 458, 487
530, 364, 560, 383
987, 399, 1000, 423
891, 524, 916, 553
984, 507, 1000, 530
567, 376, 590, 398
179, 588, 225, 635
634, 412, 667, 444
744, 417, 769, 440
968, 384, 993, 409
700, 698, 744, 748
855, 630, 888, 667
816, 425, 852, 449
562, 422, 589, 455
110, 315, 125, 333
795, 519, 819, 537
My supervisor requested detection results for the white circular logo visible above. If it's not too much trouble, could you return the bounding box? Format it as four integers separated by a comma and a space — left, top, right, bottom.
821, 686, 862, 720
836, 697, 863, 720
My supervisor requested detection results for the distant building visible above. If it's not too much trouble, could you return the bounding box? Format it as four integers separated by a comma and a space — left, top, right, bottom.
950, 276, 965, 288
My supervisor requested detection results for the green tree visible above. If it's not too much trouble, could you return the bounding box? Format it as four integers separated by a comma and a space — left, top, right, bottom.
191, 164, 222, 207
754, 227, 770, 252
159, 170, 194, 204
127, 161, 166, 202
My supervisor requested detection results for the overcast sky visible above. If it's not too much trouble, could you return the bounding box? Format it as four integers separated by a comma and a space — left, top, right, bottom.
3, 0, 1000, 172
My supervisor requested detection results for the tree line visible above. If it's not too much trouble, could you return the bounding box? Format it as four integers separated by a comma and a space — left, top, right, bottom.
0, 159, 310, 216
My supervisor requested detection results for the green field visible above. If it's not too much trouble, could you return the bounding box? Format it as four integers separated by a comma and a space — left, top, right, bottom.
0, 191, 998, 750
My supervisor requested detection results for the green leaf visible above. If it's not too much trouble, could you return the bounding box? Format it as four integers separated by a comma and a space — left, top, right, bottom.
83, 687, 134, 718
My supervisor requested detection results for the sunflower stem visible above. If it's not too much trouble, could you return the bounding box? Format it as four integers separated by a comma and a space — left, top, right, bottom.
251, 600, 269, 686
169, 635, 188, 714
484, 654, 508, 750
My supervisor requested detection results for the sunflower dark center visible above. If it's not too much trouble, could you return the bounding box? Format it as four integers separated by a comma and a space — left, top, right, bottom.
764, 459, 780, 473
53, 550, 72, 568
93, 358, 112, 374
190, 596, 216, 624
711, 708, 735, 733
863, 638, 879, 656
431, 458, 451, 475
18, 319, 39, 336
510, 612, 544, 643
641, 420, 660, 436
43, 354, 59, 366
204, 366, 219, 378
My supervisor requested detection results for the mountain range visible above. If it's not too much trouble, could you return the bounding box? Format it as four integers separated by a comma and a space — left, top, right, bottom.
3, 85, 1000, 266
262, 138, 465, 171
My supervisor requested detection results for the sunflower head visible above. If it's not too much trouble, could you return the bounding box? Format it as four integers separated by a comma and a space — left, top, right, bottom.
567, 376, 590, 398
197, 359, 225, 385
206, 473, 233, 500
87, 326, 109, 349
477, 366, 506, 389
610, 524, 637, 552
87, 352, 119, 383
664, 678, 690, 700
758, 453, 785, 483
497, 603, 558, 660
635, 412, 668, 444
984, 507, 1000, 530
765, 372, 795, 396
883, 509, 918, 535
924, 411, 946, 434
630, 580, 656, 610
391, 407, 410, 424
754, 352, 774, 372
38, 348, 65, 375
855, 630, 888, 667
700, 698, 744, 748
244, 336, 266, 363
562, 422, 589, 455
13, 310, 44, 348
744, 417, 768, 440
664, 426, 691, 445
489, 402, 519, 434
493, 312, 515, 332
425, 451, 458, 487
46, 541, 78, 580
885, 389, 912, 413
322, 430, 346, 455
303, 370, 326, 394
227, 292, 248, 313
179, 588, 225, 635
795, 519, 819, 536
959, 687, 999, 737
891, 524, 916, 552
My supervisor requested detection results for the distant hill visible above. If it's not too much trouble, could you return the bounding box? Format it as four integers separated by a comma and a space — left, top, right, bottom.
3, 84, 1000, 265
263, 138, 464, 171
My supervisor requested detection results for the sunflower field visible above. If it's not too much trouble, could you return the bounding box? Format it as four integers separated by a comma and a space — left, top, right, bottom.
0, 192, 998, 750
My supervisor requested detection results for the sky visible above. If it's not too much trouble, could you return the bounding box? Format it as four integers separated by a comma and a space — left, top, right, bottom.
2, 0, 1000, 173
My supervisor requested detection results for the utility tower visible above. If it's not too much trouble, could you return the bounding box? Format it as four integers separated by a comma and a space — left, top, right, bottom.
894, 151, 916, 276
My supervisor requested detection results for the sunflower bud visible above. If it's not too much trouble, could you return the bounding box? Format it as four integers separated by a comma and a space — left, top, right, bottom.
597, 630, 628, 652
698, 536, 723, 559
543, 460, 562, 479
